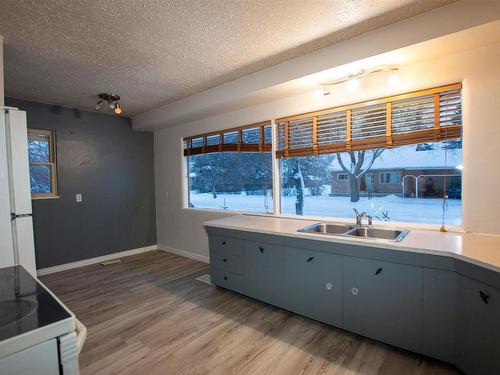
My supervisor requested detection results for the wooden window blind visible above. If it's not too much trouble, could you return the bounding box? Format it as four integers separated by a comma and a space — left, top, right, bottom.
183, 121, 272, 156
275, 83, 462, 158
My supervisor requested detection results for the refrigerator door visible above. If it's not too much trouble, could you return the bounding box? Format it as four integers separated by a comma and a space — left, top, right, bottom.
12, 216, 36, 275
5, 110, 33, 216
0, 110, 15, 269
4, 109, 36, 275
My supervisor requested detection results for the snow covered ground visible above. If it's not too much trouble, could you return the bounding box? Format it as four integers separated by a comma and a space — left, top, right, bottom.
189, 192, 462, 225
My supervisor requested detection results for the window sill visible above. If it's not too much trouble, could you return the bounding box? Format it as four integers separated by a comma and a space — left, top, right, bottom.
182, 206, 464, 233
32, 195, 60, 200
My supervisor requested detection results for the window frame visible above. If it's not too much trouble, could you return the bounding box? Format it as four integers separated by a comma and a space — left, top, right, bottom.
183, 84, 463, 231
379, 172, 401, 185
28, 128, 59, 199
336, 173, 348, 181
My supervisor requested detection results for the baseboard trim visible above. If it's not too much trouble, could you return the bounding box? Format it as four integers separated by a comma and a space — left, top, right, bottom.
158, 244, 209, 264
37, 245, 158, 276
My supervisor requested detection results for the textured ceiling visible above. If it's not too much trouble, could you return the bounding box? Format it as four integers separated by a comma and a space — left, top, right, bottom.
0, 0, 454, 116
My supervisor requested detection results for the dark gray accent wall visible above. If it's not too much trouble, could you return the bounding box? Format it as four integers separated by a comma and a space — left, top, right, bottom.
6, 98, 156, 269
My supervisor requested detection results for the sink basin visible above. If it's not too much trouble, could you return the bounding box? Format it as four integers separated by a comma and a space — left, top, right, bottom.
298, 222, 409, 242
298, 223, 355, 235
344, 227, 409, 242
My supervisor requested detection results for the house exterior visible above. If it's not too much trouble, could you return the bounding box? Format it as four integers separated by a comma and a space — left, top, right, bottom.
330, 145, 462, 199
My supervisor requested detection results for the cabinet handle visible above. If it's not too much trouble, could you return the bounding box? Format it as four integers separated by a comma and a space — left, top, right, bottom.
375, 267, 383, 275
224, 276, 228, 281
479, 290, 490, 304
306, 256, 314, 262
223, 258, 227, 262
222, 241, 227, 245
259, 246, 264, 254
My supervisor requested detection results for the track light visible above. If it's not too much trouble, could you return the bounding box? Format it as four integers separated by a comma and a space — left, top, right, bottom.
318, 65, 400, 96
94, 100, 103, 111
95, 93, 123, 115
387, 70, 400, 87
347, 78, 360, 92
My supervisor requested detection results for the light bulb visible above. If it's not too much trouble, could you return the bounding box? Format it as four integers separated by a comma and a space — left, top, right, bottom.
109, 101, 116, 110
114, 103, 122, 115
347, 78, 360, 92
387, 71, 400, 86
314, 89, 326, 99
94, 100, 103, 111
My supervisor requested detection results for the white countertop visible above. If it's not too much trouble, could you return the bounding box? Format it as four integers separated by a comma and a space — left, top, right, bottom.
204, 215, 500, 273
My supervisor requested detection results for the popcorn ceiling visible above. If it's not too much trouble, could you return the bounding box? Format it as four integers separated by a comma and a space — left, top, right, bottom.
0, 0, 454, 115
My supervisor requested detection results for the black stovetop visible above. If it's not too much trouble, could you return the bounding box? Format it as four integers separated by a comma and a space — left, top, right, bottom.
0, 265, 71, 341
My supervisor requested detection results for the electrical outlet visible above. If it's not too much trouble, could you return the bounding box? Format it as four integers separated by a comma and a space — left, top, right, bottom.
76, 193, 82, 203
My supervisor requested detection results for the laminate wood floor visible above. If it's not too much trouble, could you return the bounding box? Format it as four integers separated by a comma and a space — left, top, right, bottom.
40, 250, 461, 375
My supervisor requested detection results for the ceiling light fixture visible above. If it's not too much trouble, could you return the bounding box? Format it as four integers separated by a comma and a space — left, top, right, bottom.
317, 65, 400, 97
94, 100, 103, 111
95, 93, 123, 115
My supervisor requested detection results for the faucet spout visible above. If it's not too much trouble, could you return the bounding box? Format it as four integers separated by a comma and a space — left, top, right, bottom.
353, 208, 372, 226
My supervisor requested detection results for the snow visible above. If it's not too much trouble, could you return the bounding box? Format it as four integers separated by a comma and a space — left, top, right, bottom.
189, 192, 462, 225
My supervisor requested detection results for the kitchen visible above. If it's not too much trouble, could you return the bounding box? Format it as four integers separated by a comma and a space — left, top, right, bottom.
1, 1, 499, 374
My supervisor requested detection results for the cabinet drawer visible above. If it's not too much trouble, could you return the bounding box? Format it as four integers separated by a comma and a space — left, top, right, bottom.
209, 235, 244, 257
211, 267, 247, 294
210, 249, 245, 274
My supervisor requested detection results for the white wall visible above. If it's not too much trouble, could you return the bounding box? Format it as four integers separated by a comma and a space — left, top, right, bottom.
154, 42, 500, 260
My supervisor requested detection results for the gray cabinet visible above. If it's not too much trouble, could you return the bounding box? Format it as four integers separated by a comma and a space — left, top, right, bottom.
244, 240, 288, 307
342, 256, 423, 352
422, 268, 456, 363
456, 275, 500, 375
206, 228, 500, 375
285, 248, 342, 327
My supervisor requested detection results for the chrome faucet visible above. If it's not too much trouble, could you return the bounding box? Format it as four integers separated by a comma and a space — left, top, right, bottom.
353, 208, 373, 227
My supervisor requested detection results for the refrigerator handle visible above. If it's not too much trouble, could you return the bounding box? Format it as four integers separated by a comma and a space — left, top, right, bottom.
10, 213, 33, 220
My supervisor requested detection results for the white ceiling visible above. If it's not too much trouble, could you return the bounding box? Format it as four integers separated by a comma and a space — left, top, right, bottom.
0, 0, 454, 116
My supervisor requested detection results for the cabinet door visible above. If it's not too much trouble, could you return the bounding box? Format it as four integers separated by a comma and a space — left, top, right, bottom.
244, 240, 287, 307
422, 268, 456, 363
343, 256, 423, 352
456, 275, 500, 375
286, 248, 342, 327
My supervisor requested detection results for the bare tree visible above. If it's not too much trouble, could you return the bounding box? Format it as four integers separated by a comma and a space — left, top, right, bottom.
336, 149, 384, 202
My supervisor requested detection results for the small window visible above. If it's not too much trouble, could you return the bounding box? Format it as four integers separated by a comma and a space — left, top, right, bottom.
28, 129, 58, 199
337, 173, 348, 181
379, 172, 401, 184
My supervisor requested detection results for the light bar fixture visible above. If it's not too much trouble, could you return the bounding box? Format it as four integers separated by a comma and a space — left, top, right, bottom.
317, 65, 400, 96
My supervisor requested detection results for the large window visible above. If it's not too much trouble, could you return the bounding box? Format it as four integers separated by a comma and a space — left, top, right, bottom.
184, 84, 463, 228
280, 141, 462, 225
185, 121, 273, 213
28, 128, 58, 199
187, 152, 272, 213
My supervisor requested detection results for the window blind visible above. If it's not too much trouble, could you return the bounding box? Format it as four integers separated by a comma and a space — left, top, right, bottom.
275, 83, 462, 158
184, 121, 272, 156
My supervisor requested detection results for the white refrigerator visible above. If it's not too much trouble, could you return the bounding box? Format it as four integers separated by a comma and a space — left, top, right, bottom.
0, 107, 36, 275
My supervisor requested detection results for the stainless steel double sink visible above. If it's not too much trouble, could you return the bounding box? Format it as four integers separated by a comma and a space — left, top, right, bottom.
298, 222, 409, 242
